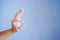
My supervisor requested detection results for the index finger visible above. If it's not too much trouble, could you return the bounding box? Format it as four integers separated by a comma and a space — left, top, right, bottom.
14, 8, 24, 20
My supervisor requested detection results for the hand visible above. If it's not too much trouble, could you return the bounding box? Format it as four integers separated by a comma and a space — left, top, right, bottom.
12, 8, 25, 32
0, 8, 25, 40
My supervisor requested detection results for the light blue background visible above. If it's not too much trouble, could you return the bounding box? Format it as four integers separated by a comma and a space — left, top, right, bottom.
0, 0, 60, 40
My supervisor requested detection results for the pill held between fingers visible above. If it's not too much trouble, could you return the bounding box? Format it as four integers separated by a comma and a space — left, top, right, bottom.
14, 22, 21, 27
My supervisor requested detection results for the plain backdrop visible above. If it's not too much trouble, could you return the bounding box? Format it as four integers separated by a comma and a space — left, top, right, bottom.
0, 0, 60, 40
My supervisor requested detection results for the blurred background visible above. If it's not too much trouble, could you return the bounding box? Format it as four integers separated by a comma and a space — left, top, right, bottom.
0, 0, 60, 40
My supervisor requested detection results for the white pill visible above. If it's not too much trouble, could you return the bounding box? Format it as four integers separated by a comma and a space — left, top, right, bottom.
14, 22, 21, 27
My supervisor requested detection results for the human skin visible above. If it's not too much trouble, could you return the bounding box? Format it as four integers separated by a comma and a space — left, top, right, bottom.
0, 8, 25, 40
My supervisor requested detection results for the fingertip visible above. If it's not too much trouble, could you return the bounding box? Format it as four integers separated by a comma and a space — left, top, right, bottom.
19, 8, 24, 13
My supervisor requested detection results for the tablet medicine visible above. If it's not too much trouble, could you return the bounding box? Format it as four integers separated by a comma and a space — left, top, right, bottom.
14, 22, 21, 27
